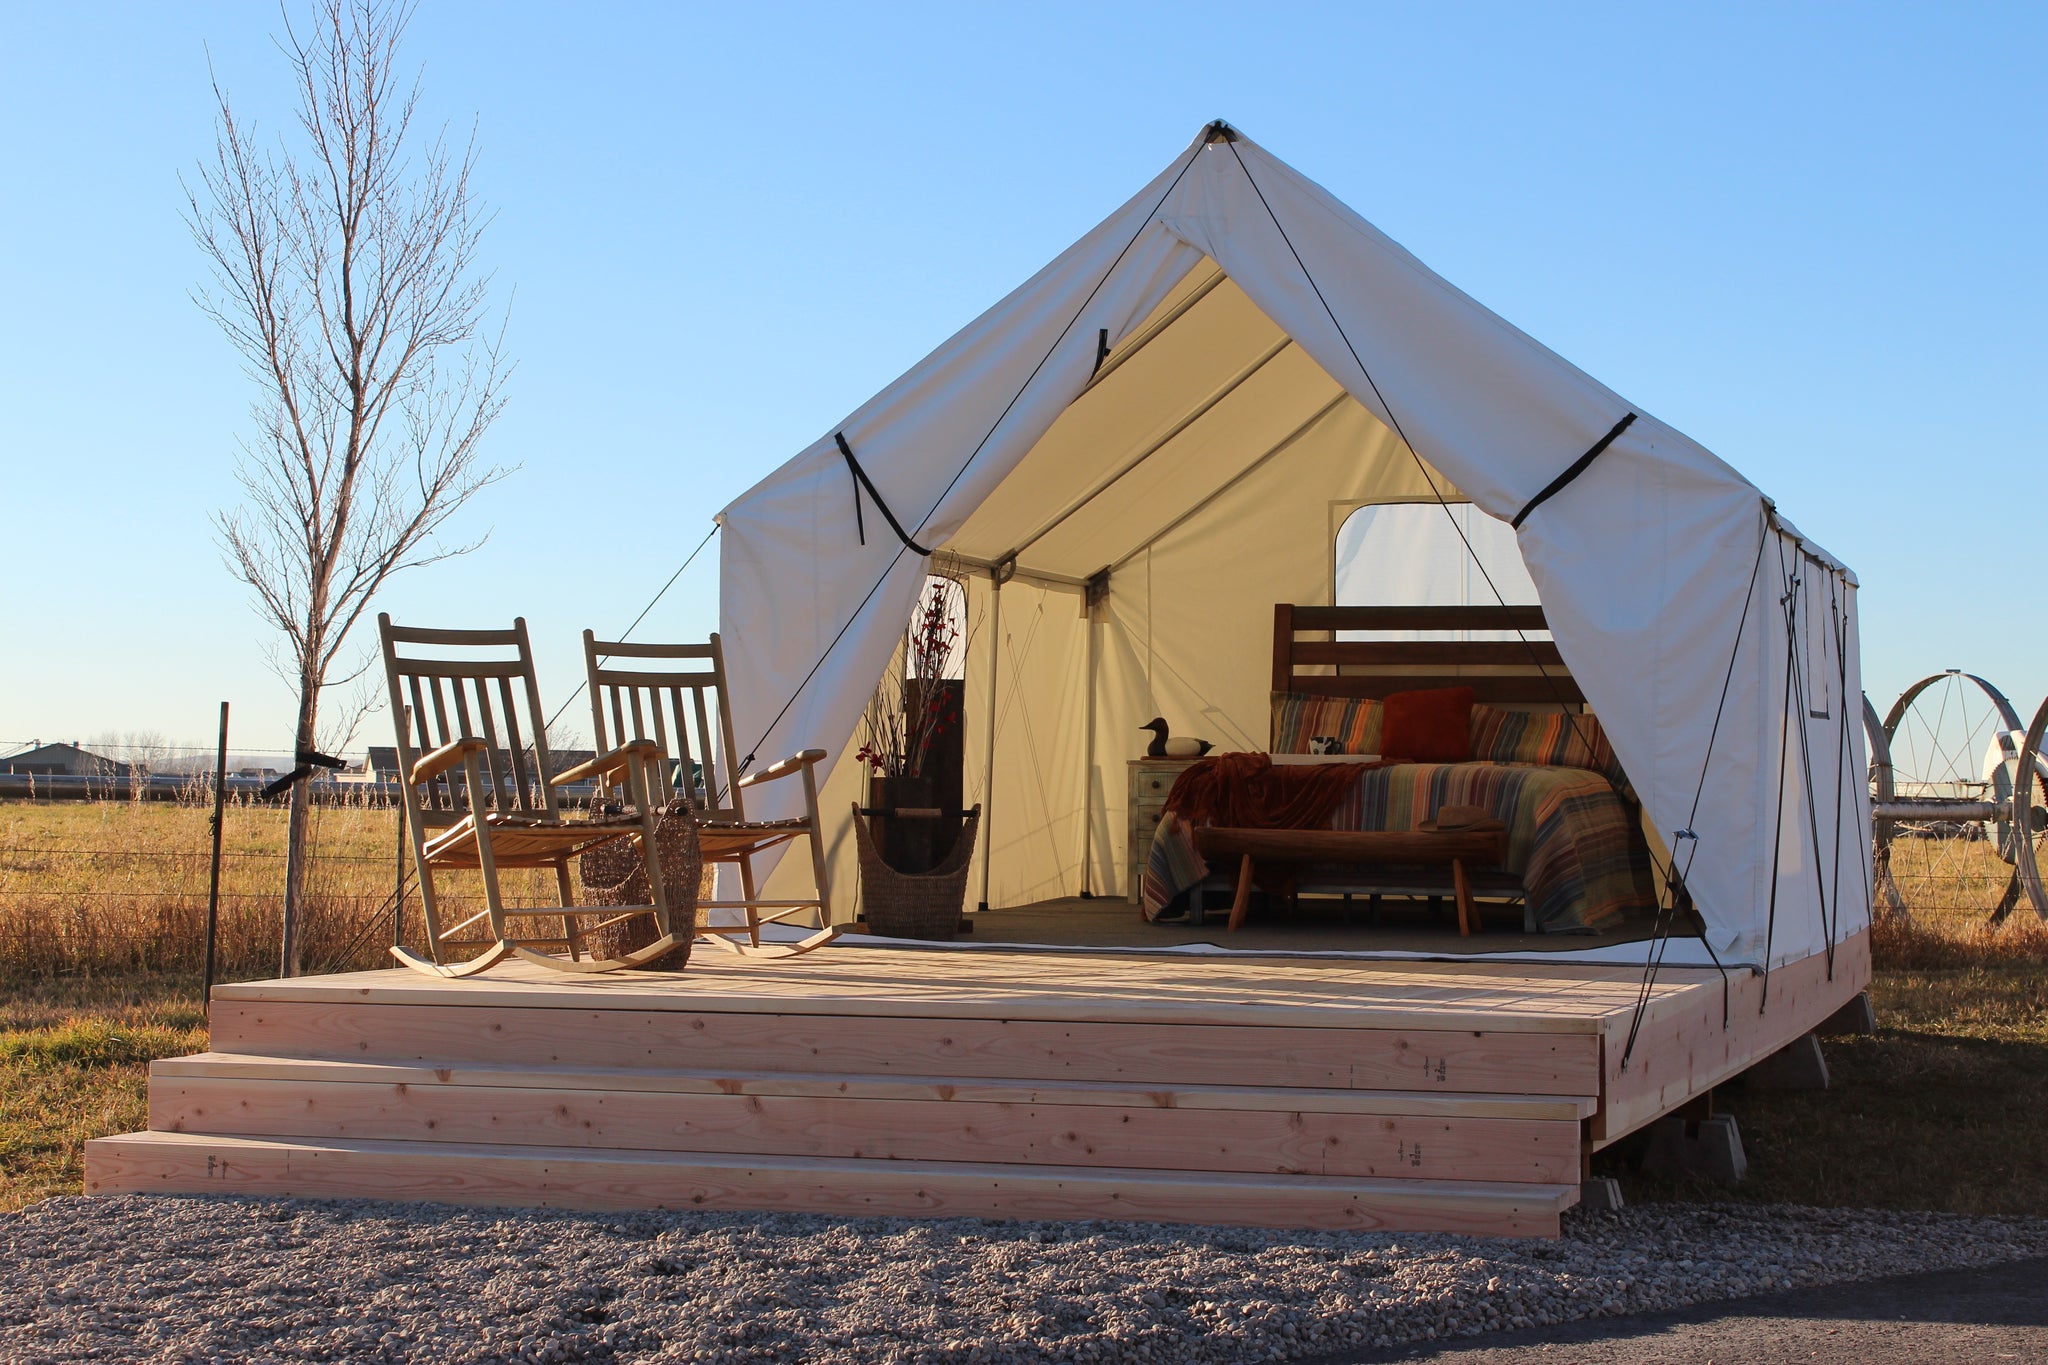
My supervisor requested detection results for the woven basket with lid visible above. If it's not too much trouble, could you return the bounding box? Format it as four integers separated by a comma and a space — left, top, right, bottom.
577, 802, 703, 969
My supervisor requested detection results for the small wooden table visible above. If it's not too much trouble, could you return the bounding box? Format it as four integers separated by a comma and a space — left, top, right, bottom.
1192, 826, 1510, 935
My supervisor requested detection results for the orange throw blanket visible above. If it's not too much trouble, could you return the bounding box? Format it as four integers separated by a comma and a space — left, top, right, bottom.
1162, 752, 1384, 831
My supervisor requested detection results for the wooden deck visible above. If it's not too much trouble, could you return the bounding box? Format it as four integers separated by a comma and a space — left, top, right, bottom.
87, 932, 1869, 1237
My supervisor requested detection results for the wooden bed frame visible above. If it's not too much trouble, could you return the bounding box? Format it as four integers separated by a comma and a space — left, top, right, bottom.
1189, 603, 1593, 932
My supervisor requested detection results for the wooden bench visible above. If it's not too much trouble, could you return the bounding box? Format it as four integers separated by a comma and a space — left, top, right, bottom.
1194, 826, 1510, 935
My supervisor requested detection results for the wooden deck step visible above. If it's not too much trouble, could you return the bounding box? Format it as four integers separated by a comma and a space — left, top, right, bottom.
207, 999, 1603, 1095
147, 1054, 1588, 1183
154, 1054, 1599, 1119
84, 1130, 1582, 1236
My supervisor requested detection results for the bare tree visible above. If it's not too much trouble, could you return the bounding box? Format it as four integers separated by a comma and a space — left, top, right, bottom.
188, 0, 511, 975
88, 730, 177, 777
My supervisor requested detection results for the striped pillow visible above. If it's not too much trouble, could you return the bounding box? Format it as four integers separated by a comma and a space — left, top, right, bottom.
1271, 692, 1383, 755
1469, 704, 1631, 792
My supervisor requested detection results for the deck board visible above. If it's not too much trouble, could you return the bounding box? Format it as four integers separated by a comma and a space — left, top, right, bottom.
86, 1131, 1580, 1235
208, 1001, 1604, 1093
155, 1054, 1600, 1119
211, 943, 1714, 1033
150, 1074, 1582, 1182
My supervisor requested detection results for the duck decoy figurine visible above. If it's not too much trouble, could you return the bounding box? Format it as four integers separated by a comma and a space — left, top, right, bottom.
1141, 716, 1214, 759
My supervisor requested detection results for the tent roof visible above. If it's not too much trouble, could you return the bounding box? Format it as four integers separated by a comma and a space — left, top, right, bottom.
946, 267, 1465, 583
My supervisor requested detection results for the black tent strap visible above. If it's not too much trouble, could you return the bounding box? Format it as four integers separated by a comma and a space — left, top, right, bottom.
1510, 412, 1638, 530
837, 432, 934, 557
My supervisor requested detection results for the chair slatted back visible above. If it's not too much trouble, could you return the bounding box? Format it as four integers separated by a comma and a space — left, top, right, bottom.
584, 631, 746, 821
379, 614, 560, 826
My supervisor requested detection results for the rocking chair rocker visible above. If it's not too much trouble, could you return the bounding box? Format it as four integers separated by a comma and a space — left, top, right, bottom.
380, 614, 686, 977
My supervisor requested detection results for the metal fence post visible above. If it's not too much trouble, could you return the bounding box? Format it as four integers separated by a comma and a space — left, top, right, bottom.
394, 799, 406, 947
203, 702, 229, 1000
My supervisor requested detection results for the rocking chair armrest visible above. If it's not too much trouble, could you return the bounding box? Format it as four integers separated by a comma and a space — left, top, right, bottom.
737, 748, 828, 788
410, 738, 490, 785
550, 739, 663, 787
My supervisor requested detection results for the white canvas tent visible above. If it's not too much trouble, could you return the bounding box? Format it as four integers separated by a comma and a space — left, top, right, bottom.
717, 123, 1870, 972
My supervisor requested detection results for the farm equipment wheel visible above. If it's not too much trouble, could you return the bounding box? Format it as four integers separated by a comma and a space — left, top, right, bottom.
2003, 695, 2048, 922
1875, 672, 2025, 919
1864, 695, 1905, 917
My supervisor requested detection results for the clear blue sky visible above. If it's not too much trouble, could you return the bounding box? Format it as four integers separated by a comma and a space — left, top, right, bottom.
2, 1, 2042, 759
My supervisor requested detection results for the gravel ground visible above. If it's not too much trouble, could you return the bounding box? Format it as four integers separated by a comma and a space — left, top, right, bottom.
5, 1197, 2048, 1364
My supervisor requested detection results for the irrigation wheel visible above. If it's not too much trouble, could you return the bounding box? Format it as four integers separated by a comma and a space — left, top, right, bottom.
1864, 694, 1904, 917
2002, 695, 2048, 922
1875, 671, 2027, 920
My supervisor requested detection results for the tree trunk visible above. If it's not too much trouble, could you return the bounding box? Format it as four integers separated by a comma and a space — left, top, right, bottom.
279, 683, 319, 977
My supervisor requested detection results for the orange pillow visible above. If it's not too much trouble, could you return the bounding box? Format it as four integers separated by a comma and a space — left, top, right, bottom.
1270, 692, 1383, 754
1380, 686, 1475, 763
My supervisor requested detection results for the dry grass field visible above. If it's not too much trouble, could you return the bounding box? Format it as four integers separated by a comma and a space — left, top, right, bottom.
3, 799, 2046, 1214
0, 798, 393, 983
0, 797, 606, 984
0, 975, 206, 1211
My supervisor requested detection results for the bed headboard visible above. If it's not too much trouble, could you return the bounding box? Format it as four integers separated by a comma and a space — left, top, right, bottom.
1271, 604, 1586, 706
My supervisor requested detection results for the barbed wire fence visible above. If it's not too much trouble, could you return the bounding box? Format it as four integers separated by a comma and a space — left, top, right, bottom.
0, 782, 408, 982
1, 752, 614, 983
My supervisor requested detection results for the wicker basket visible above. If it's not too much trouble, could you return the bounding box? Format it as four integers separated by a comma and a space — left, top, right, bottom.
852, 802, 980, 941
578, 803, 703, 969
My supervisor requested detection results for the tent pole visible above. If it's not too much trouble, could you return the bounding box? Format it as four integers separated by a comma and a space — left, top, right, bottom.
978, 567, 1006, 914
1078, 596, 1098, 898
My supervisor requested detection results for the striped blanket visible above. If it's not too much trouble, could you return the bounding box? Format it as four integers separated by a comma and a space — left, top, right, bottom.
1141, 761, 1655, 932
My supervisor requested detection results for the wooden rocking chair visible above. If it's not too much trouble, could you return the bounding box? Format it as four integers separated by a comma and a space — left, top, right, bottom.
583, 630, 837, 957
380, 614, 687, 977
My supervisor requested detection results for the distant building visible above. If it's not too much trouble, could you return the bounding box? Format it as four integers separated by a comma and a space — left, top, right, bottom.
1, 742, 135, 778
329, 758, 380, 784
